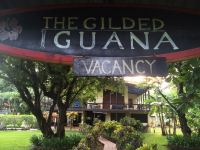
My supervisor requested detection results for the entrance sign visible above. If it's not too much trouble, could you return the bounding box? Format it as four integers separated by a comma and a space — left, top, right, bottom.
73, 57, 168, 77
1, 4, 200, 64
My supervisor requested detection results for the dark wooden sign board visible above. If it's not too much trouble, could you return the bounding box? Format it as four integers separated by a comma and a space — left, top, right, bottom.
1, 4, 200, 65
73, 57, 168, 77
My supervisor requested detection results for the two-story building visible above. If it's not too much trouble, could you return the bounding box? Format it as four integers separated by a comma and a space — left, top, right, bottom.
42, 83, 151, 132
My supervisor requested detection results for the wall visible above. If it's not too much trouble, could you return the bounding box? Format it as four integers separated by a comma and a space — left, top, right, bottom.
100, 85, 129, 104
96, 91, 103, 103
105, 112, 110, 121
81, 111, 86, 123
124, 86, 128, 104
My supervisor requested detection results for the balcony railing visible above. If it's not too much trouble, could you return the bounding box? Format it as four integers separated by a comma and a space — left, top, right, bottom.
84, 103, 151, 111
41, 101, 151, 111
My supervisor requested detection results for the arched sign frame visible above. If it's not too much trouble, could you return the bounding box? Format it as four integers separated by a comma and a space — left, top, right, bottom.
1, 4, 200, 65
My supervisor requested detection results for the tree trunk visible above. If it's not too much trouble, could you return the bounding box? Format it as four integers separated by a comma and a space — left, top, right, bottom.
173, 117, 177, 135
159, 112, 166, 135
56, 108, 67, 138
161, 109, 166, 136
36, 114, 54, 138
70, 119, 72, 131
177, 110, 191, 137
169, 118, 171, 135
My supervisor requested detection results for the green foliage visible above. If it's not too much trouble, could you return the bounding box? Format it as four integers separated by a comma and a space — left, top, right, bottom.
29, 134, 43, 148
120, 116, 143, 131
0, 56, 125, 138
135, 142, 158, 150
29, 133, 83, 150
150, 142, 158, 150
116, 131, 144, 150
79, 123, 93, 135
113, 125, 144, 150
0, 115, 38, 129
186, 101, 200, 135
12, 115, 23, 129
133, 120, 143, 131
93, 117, 100, 125
125, 142, 133, 150
78, 121, 103, 149
136, 143, 152, 150
103, 120, 121, 137
166, 134, 200, 148
0, 115, 12, 129
120, 116, 129, 126
21, 115, 38, 128
77, 139, 91, 150
114, 126, 135, 139
166, 59, 200, 114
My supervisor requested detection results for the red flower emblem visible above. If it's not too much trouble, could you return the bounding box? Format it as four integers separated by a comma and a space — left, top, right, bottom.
0, 18, 22, 41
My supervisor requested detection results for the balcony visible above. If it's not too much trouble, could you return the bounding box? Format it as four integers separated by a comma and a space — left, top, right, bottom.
41, 101, 151, 112
84, 103, 151, 111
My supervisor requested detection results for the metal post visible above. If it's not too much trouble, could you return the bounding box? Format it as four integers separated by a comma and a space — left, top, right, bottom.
143, 94, 144, 104
148, 90, 150, 110
148, 90, 150, 99
110, 93, 111, 110
116, 89, 118, 121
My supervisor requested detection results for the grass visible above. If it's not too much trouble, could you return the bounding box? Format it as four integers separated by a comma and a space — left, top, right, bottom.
0, 127, 183, 150
142, 127, 183, 150
0, 130, 79, 150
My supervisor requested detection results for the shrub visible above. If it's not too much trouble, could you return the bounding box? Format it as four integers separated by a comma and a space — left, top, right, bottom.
136, 142, 158, 150
22, 115, 38, 128
150, 142, 157, 150
85, 133, 95, 148
116, 131, 144, 150
136, 143, 152, 150
0, 115, 38, 129
103, 120, 121, 137
133, 120, 143, 131
77, 139, 91, 150
69, 133, 83, 146
0, 115, 12, 130
114, 126, 134, 139
29, 133, 83, 150
93, 118, 100, 125
78, 121, 104, 149
79, 123, 93, 135
119, 117, 143, 131
12, 116, 23, 129
29, 134, 43, 148
120, 116, 129, 126
166, 133, 200, 149
125, 142, 133, 150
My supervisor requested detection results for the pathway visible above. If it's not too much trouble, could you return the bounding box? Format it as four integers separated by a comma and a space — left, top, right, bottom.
99, 136, 117, 150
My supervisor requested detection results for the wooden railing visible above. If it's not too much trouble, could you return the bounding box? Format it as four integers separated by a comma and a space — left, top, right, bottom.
85, 103, 151, 111
41, 101, 151, 111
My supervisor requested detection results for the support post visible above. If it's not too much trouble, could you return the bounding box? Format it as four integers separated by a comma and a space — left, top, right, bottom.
116, 90, 118, 121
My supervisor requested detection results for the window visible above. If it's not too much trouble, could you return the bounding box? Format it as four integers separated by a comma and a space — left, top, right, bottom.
111, 113, 125, 122
131, 114, 148, 123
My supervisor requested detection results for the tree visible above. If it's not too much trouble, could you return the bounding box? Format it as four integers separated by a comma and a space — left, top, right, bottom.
145, 95, 168, 136
142, 61, 194, 137
163, 60, 200, 137
186, 101, 200, 137
0, 56, 125, 138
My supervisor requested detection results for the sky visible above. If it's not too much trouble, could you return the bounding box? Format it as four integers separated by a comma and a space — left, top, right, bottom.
124, 76, 171, 93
